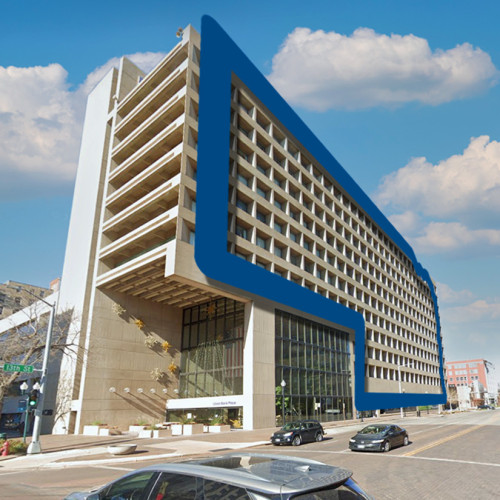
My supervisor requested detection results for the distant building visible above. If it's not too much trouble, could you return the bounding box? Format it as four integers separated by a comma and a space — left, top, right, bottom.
446, 359, 497, 406
0, 280, 53, 320
0, 283, 59, 434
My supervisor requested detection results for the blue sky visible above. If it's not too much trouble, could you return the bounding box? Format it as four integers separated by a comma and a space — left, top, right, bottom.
1, 0, 499, 383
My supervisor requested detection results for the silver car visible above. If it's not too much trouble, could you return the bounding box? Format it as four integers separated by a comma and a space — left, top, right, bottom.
65, 452, 373, 499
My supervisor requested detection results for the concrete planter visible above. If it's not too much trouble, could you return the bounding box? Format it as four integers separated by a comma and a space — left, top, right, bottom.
182, 423, 204, 435
83, 425, 107, 436
128, 425, 147, 434
152, 429, 172, 438
138, 429, 153, 438
100, 428, 122, 436
171, 424, 183, 435
107, 444, 137, 455
208, 424, 231, 433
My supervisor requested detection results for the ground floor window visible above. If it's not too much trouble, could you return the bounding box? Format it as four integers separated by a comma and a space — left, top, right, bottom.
275, 310, 353, 423
166, 407, 242, 427
179, 298, 244, 398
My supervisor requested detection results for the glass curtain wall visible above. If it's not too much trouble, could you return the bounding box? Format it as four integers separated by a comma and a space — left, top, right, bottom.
275, 310, 353, 422
179, 298, 244, 398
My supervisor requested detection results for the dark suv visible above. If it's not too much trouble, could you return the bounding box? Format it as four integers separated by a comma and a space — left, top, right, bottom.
271, 419, 325, 446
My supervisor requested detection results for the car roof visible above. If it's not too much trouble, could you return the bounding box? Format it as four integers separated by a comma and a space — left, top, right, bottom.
137, 453, 352, 494
285, 419, 321, 424
358, 424, 391, 431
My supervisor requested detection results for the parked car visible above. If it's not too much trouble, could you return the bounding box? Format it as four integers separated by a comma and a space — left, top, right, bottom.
271, 419, 324, 446
64, 452, 374, 499
477, 404, 495, 410
349, 424, 409, 452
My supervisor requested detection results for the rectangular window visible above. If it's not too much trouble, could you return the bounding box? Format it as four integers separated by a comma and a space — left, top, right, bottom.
256, 211, 267, 223
275, 310, 352, 423
189, 230, 195, 245
257, 164, 269, 176
256, 236, 268, 249
236, 198, 249, 212
256, 187, 268, 199
179, 299, 245, 398
235, 225, 249, 240
237, 173, 249, 186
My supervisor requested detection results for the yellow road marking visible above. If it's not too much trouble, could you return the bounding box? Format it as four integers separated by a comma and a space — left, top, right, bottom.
403, 425, 483, 457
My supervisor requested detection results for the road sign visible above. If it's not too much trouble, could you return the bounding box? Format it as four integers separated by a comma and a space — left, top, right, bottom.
2, 363, 34, 373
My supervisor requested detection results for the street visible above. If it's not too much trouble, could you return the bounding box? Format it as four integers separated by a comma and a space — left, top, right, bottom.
0, 410, 498, 499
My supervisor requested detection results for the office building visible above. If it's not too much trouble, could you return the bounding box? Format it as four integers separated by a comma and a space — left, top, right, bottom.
53, 24, 443, 433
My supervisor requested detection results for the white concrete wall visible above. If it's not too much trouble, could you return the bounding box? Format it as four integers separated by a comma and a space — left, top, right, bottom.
53, 69, 117, 433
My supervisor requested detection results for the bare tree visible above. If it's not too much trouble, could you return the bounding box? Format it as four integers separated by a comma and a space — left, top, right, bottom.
0, 305, 79, 417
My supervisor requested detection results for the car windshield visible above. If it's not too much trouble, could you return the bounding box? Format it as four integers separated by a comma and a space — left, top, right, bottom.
282, 422, 302, 431
358, 425, 388, 435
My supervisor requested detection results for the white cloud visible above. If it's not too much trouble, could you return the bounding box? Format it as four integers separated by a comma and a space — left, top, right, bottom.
387, 211, 422, 234
412, 221, 500, 255
0, 64, 82, 199
376, 136, 500, 220
436, 282, 475, 305
437, 284, 500, 375
268, 27, 498, 110
0, 52, 166, 200
443, 298, 500, 323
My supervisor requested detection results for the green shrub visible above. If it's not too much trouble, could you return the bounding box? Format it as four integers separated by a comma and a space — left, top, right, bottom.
0, 439, 28, 455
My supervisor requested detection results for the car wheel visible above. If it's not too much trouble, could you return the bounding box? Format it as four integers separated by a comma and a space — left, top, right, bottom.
292, 435, 302, 446
315, 432, 324, 442
403, 436, 409, 446
383, 440, 391, 452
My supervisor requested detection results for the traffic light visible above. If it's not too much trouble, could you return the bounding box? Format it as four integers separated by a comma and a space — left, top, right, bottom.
28, 390, 38, 408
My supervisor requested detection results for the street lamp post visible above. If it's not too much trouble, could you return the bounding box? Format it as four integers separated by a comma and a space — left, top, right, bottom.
280, 380, 286, 425
28, 299, 55, 454
19, 381, 29, 443
397, 362, 413, 418
6, 285, 57, 454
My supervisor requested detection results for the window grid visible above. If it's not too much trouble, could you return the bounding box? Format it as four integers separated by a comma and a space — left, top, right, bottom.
227, 83, 441, 389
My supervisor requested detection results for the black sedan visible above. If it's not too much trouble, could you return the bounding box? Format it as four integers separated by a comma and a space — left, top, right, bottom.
271, 419, 325, 446
478, 404, 495, 410
349, 424, 409, 452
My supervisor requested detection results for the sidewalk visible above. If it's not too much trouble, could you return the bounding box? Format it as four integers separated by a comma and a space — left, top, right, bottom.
0, 411, 444, 470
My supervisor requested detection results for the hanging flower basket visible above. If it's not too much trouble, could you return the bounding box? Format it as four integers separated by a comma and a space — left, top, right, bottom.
112, 303, 126, 316
150, 368, 164, 381
144, 336, 158, 349
134, 318, 145, 330
162, 341, 172, 352
168, 362, 178, 374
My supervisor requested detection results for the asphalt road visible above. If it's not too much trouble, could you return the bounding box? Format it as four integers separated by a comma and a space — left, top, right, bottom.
0, 410, 498, 499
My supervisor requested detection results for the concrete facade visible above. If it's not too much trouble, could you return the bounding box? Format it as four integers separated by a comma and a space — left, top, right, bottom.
0, 280, 53, 320
446, 359, 497, 406
52, 25, 443, 434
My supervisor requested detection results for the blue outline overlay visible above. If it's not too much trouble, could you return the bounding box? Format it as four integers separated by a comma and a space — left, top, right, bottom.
195, 16, 446, 410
